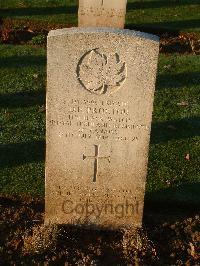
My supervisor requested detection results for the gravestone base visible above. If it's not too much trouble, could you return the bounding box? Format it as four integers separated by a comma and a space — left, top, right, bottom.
45, 28, 159, 230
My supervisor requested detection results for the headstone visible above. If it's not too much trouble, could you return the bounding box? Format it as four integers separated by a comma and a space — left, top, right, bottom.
78, 0, 127, 29
45, 28, 159, 229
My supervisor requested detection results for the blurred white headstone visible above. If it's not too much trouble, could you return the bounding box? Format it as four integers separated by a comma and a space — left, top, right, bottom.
78, 0, 127, 29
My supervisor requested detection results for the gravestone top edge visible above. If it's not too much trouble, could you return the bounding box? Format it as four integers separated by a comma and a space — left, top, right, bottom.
48, 27, 159, 42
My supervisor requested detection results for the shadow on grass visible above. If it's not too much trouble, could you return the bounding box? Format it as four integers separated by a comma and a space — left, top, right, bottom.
144, 182, 200, 223
151, 117, 200, 144
0, 55, 46, 68
127, 0, 200, 11
0, 6, 77, 18
0, 90, 45, 108
127, 19, 200, 34
0, 140, 45, 168
157, 72, 200, 90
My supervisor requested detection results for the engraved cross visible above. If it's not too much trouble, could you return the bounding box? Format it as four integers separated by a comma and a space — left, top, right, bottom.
83, 145, 110, 182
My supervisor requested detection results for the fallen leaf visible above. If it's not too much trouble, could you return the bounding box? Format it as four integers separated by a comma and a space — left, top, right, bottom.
33, 73, 38, 79
189, 242, 195, 258
27, 29, 34, 33
185, 154, 190, 160
167, 125, 177, 130
163, 64, 171, 69
177, 101, 189, 107
38, 105, 46, 113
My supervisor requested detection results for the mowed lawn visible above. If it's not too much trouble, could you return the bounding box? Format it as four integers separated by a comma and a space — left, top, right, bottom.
0, 0, 200, 32
0, 45, 199, 210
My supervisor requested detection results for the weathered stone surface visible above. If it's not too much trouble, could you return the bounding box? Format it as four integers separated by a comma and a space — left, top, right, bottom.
78, 0, 127, 29
45, 28, 159, 229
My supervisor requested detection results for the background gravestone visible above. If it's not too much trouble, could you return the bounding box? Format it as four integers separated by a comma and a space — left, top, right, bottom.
45, 28, 159, 229
78, 0, 127, 29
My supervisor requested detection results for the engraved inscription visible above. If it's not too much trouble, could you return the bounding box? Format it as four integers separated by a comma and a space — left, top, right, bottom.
83, 144, 111, 182
77, 49, 127, 95
49, 99, 150, 142
64, 184, 134, 196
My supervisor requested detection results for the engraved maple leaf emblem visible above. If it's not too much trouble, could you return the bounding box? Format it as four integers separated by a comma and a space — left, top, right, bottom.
77, 49, 127, 95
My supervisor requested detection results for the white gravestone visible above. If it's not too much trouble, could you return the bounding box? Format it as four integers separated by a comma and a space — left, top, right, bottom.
45, 28, 159, 229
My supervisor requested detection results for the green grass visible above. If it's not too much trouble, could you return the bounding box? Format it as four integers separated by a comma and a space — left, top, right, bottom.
0, 0, 200, 32
126, 0, 200, 33
0, 45, 46, 195
0, 45, 200, 208
147, 53, 200, 208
